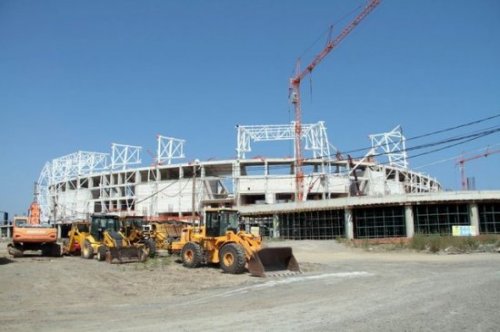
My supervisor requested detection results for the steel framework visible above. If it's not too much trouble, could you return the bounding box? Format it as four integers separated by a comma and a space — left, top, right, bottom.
157, 135, 186, 165
236, 121, 332, 160
111, 143, 142, 170
369, 125, 409, 169
38, 151, 110, 222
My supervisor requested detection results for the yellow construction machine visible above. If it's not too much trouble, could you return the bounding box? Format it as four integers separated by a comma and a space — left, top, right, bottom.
120, 216, 156, 257
62, 221, 89, 255
143, 220, 184, 252
170, 208, 300, 277
64, 214, 148, 263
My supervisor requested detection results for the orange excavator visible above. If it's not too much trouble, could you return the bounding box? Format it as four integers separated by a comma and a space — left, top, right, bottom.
7, 187, 61, 257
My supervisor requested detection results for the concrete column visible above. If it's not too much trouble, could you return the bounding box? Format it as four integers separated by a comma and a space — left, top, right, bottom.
470, 203, 480, 236
405, 205, 415, 238
344, 208, 354, 240
272, 214, 280, 239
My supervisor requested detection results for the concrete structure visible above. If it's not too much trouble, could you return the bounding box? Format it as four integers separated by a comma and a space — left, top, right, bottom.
35, 122, 500, 240
239, 191, 500, 239
38, 156, 441, 223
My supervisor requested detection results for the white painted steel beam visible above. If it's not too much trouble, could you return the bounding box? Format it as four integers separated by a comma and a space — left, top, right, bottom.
236, 121, 333, 159
157, 135, 186, 165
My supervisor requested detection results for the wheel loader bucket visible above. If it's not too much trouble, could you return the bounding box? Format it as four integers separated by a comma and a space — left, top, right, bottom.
247, 247, 300, 277
106, 247, 147, 264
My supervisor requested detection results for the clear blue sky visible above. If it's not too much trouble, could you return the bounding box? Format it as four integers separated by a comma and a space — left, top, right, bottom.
1, 0, 499, 216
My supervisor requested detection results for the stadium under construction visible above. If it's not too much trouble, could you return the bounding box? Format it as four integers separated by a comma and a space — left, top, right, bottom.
32, 0, 500, 241
36, 122, 500, 240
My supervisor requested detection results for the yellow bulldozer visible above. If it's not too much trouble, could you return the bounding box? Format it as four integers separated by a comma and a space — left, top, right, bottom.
170, 208, 300, 277
64, 214, 148, 263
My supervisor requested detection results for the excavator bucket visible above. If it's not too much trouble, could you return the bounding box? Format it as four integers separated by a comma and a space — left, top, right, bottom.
106, 247, 147, 264
247, 247, 300, 277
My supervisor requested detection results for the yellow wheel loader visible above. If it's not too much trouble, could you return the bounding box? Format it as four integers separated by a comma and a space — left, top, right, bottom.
170, 208, 300, 277
64, 215, 148, 264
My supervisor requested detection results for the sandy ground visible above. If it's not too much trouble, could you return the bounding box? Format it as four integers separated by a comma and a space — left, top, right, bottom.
1, 239, 499, 331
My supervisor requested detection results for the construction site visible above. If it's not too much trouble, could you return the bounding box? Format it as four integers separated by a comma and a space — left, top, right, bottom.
16, 0, 495, 242
1, 1, 500, 331
33, 124, 500, 241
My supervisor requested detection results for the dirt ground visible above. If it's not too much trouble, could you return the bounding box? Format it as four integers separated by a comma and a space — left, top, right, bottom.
1, 239, 499, 331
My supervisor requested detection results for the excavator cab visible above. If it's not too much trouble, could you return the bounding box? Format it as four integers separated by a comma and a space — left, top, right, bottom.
8, 196, 60, 258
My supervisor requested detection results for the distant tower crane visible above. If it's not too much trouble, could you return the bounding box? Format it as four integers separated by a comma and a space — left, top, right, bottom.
289, 0, 381, 202
456, 148, 500, 190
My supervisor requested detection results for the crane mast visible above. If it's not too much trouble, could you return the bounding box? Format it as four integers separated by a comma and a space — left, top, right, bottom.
290, 0, 381, 202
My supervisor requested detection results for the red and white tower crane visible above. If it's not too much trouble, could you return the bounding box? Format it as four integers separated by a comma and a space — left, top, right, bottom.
456, 148, 500, 190
289, 0, 381, 202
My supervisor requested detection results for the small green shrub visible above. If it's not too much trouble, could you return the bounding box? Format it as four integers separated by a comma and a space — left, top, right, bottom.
409, 234, 427, 251
428, 235, 442, 253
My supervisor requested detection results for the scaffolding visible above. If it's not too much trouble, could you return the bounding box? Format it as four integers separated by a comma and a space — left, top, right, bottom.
413, 204, 469, 235
279, 209, 345, 240
353, 207, 406, 239
478, 203, 500, 234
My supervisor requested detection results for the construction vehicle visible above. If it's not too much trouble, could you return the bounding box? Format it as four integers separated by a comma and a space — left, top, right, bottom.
143, 220, 184, 252
120, 216, 156, 257
62, 221, 90, 255
170, 208, 300, 277
64, 214, 148, 263
7, 191, 61, 258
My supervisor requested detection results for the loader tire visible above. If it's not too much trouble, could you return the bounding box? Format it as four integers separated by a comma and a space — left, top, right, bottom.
181, 242, 203, 268
82, 240, 94, 259
219, 243, 246, 274
145, 238, 156, 258
96, 245, 107, 261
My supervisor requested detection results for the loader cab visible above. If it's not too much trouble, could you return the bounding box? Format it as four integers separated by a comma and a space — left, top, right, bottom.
204, 209, 240, 237
90, 215, 120, 241
120, 217, 146, 238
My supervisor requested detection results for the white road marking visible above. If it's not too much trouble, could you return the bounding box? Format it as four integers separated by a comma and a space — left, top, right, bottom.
221, 271, 373, 296
183, 271, 373, 305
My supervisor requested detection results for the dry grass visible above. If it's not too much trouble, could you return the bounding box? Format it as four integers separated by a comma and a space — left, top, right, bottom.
338, 235, 500, 253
